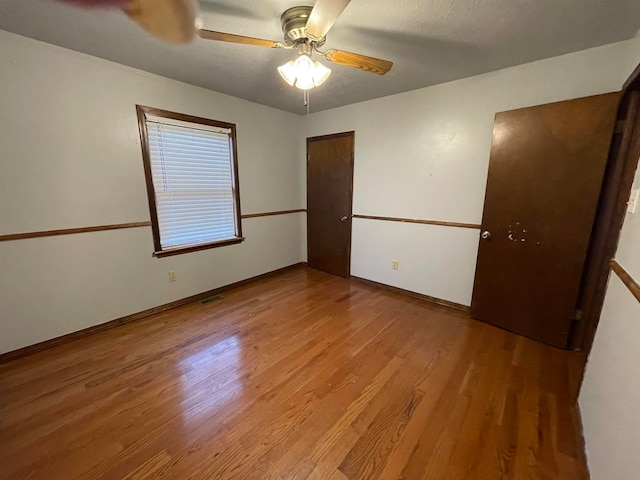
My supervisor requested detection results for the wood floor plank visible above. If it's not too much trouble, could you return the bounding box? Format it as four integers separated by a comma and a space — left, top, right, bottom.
0, 266, 589, 479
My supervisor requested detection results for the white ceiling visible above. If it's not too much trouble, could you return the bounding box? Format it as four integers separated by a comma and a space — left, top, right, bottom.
2, 0, 640, 114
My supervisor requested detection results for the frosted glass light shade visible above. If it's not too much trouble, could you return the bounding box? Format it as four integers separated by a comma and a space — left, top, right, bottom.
311, 61, 331, 86
277, 61, 297, 86
278, 54, 331, 90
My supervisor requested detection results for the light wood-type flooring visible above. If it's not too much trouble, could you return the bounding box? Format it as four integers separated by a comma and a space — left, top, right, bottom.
0, 266, 589, 479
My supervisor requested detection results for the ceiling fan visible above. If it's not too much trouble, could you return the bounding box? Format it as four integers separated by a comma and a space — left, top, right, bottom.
198, 0, 394, 89
55, 0, 393, 89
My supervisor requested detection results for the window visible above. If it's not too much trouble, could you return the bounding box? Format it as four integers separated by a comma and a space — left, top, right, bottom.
136, 106, 243, 257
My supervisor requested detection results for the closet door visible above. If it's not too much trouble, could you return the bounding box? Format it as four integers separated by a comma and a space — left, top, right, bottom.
471, 92, 620, 348
307, 132, 354, 278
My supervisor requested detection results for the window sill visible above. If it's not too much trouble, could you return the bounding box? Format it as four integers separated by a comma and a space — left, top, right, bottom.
153, 237, 245, 258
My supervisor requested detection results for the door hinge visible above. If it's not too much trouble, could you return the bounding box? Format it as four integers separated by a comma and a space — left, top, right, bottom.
573, 309, 583, 321
615, 119, 626, 134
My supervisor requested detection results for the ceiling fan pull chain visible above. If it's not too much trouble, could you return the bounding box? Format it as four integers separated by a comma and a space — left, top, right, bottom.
305, 89, 311, 139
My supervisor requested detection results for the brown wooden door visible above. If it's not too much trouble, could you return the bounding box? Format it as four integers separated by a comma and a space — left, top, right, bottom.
307, 132, 354, 277
471, 93, 620, 348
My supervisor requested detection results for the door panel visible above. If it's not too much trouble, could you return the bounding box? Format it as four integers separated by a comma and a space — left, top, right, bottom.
471, 93, 620, 348
307, 132, 354, 277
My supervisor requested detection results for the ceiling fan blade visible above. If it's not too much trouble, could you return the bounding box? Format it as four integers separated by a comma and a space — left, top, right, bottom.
198, 29, 284, 48
305, 0, 351, 40
55, 0, 198, 43
324, 49, 393, 75
125, 0, 198, 44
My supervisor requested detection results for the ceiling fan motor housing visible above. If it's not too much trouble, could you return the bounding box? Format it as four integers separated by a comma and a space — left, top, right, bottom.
281, 6, 326, 47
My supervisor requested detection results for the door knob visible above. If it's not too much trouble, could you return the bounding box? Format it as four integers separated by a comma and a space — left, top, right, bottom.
340, 216, 349, 222
481, 230, 491, 240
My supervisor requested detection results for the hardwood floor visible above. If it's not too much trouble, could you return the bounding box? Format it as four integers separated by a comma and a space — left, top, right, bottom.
0, 266, 589, 479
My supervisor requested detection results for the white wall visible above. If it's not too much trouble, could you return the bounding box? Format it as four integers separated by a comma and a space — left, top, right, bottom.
2, 28, 640, 358
307, 37, 640, 306
0, 31, 305, 354
580, 161, 640, 479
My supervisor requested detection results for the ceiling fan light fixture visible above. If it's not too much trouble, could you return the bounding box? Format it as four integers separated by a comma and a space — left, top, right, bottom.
278, 53, 331, 90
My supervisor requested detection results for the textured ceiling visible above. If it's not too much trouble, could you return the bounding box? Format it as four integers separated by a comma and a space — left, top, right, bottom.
2, 0, 640, 114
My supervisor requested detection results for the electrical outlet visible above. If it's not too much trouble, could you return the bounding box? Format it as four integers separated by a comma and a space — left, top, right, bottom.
169, 270, 177, 282
628, 189, 639, 214
392, 260, 399, 270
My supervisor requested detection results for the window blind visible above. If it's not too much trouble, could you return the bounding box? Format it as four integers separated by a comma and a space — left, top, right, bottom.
145, 114, 238, 249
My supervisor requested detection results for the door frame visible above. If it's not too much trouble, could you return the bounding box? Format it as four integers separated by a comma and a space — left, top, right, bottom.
571, 63, 640, 351
306, 131, 355, 277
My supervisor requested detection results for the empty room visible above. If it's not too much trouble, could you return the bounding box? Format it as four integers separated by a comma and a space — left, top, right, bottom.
1, 1, 640, 479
